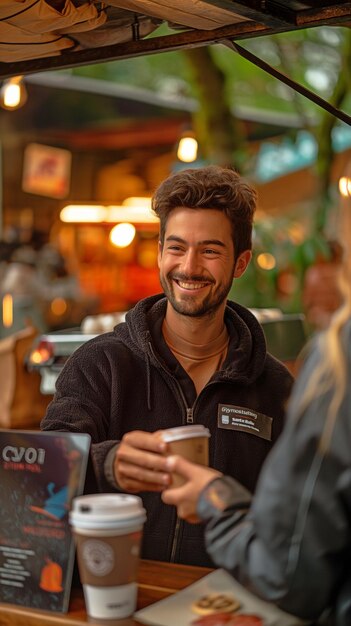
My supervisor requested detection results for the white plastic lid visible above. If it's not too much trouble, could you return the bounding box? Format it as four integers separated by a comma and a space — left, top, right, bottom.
161, 425, 210, 443
69, 493, 146, 530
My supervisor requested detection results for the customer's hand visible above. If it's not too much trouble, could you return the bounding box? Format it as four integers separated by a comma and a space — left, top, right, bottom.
161, 456, 222, 523
115, 430, 171, 493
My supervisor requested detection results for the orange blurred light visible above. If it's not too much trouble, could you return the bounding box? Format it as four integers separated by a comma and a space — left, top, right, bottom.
29, 340, 54, 365
51, 298, 68, 316
256, 252, 276, 270
2, 293, 13, 327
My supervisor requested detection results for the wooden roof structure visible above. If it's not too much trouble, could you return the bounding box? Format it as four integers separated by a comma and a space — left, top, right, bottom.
1, 1, 351, 123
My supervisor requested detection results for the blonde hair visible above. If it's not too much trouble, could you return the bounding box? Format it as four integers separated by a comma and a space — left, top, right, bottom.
298, 202, 351, 451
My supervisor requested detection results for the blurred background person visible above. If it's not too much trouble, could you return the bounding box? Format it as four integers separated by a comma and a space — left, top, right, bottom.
0, 240, 18, 285
1, 243, 47, 335
36, 242, 85, 330
302, 239, 343, 333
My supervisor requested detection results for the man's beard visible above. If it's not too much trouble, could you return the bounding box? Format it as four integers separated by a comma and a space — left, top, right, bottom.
159, 272, 233, 318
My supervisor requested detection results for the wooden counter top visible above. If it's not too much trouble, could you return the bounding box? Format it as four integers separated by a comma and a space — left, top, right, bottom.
0, 559, 212, 626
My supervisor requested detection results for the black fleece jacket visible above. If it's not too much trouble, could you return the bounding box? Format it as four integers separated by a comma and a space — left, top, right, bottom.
41, 294, 293, 567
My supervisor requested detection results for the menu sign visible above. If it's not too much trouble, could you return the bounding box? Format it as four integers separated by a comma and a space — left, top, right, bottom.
0, 429, 90, 612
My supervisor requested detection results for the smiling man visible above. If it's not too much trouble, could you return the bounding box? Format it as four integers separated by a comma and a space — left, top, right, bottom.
159, 207, 250, 319
41, 166, 293, 567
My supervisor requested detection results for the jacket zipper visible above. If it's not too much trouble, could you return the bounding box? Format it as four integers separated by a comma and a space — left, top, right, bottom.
147, 336, 248, 561
186, 407, 194, 423
169, 404, 195, 561
170, 379, 251, 561
147, 343, 220, 561
148, 341, 197, 561
148, 341, 194, 424
168, 384, 222, 561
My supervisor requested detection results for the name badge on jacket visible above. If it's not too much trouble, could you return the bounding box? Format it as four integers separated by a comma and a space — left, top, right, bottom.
218, 403, 272, 441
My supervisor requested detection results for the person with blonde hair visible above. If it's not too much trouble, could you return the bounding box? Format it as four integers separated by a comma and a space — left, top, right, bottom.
162, 202, 351, 624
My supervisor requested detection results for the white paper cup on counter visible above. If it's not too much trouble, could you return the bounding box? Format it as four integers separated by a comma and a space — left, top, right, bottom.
160, 425, 211, 487
69, 493, 146, 623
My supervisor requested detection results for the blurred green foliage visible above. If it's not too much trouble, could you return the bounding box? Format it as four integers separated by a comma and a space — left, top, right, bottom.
70, 25, 351, 312
71, 25, 349, 119
230, 214, 336, 312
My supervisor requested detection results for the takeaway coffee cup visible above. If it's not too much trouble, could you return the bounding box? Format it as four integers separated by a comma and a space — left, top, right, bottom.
160, 425, 211, 487
69, 493, 146, 623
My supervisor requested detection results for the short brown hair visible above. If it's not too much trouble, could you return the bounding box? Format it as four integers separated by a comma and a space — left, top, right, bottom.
152, 165, 257, 259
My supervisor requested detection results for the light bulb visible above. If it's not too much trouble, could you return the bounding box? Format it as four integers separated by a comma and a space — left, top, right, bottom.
109, 223, 136, 248
4, 82, 21, 108
339, 176, 351, 198
177, 136, 198, 163
0, 76, 27, 110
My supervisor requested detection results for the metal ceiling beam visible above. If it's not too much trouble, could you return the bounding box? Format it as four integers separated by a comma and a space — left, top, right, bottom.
223, 39, 351, 126
265, 1, 351, 26
202, 0, 351, 26
198, 0, 292, 27
0, 22, 273, 80
0, 3, 350, 80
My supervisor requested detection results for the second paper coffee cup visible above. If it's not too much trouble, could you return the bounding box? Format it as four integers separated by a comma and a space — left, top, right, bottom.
69, 493, 146, 623
160, 425, 211, 487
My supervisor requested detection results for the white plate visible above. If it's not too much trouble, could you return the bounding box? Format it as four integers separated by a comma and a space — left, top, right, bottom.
134, 569, 309, 626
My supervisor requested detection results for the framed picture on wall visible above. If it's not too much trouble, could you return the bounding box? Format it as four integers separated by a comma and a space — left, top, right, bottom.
22, 143, 72, 199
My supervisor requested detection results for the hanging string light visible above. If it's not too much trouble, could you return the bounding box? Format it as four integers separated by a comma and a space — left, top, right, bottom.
0, 76, 27, 110
176, 130, 198, 163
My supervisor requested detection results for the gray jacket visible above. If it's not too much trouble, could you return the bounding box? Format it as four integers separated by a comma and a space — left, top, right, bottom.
198, 322, 351, 624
